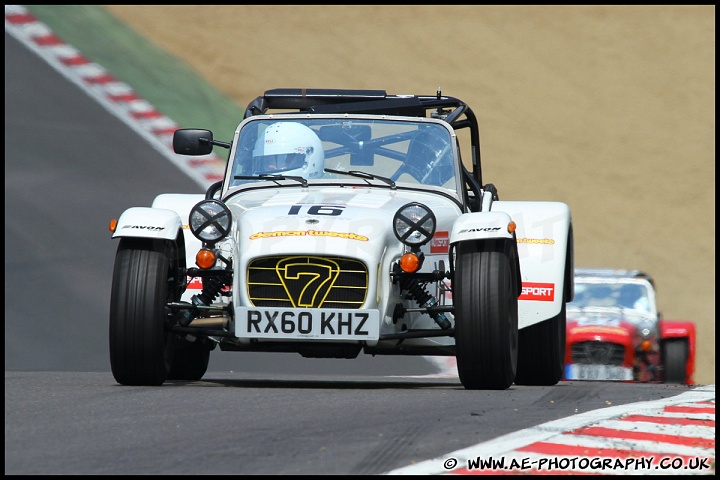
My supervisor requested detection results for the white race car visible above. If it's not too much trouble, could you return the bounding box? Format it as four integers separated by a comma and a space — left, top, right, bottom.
109, 89, 574, 389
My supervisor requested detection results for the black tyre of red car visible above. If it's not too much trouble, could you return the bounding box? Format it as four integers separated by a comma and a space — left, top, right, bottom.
109, 239, 177, 386
661, 339, 688, 384
454, 242, 518, 390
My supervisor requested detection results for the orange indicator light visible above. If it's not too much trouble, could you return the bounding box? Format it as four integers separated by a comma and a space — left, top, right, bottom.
399, 253, 421, 273
196, 249, 217, 269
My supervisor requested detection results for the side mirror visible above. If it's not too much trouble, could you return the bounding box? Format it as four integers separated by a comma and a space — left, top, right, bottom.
173, 128, 214, 156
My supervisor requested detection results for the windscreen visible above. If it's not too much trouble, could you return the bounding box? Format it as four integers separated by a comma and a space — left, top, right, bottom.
229, 117, 458, 191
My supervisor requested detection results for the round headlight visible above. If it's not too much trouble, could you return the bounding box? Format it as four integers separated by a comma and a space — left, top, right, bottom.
638, 320, 658, 340
393, 202, 436, 247
189, 200, 232, 243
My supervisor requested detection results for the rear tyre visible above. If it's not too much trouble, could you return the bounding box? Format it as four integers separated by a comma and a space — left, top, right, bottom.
661, 339, 688, 384
514, 302, 566, 386
167, 337, 211, 381
109, 239, 176, 386
454, 244, 518, 390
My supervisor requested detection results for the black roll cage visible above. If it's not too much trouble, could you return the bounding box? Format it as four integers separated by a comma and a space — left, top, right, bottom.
243, 88, 485, 189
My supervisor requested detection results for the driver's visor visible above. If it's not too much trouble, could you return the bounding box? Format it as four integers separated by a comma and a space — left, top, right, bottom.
252, 153, 306, 174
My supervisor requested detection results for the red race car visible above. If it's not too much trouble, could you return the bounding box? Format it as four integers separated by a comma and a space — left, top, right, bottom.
564, 268, 695, 384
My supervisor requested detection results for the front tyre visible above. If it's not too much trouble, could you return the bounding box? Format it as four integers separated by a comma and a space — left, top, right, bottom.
109, 239, 176, 386
661, 339, 688, 384
454, 244, 518, 390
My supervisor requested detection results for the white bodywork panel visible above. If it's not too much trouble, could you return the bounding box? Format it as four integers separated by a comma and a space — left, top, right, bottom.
112, 206, 183, 240
449, 211, 515, 242
493, 200, 572, 329
224, 187, 462, 346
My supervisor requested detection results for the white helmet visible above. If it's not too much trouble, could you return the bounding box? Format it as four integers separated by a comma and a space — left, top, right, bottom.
252, 122, 324, 178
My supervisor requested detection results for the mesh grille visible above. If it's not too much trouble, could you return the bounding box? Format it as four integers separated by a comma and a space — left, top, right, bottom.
571, 341, 626, 366
247, 255, 368, 309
